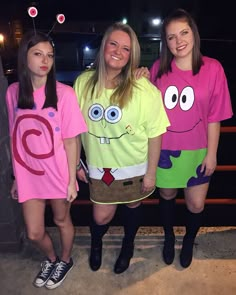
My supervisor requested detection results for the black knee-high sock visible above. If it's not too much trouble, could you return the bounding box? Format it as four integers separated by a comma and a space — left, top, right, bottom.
90, 219, 109, 246
185, 209, 204, 240
159, 197, 176, 238
122, 204, 142, 245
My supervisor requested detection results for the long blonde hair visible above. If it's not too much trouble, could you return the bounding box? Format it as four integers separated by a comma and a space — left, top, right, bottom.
84, 22, 140, 108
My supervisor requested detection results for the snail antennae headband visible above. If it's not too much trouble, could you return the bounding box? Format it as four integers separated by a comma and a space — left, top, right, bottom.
28, 6, 38, 35
47, 14, 65, 36
27, 6, 65, 35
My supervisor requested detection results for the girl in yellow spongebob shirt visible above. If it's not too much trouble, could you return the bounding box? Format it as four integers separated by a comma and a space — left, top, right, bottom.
74, 22, 169, 274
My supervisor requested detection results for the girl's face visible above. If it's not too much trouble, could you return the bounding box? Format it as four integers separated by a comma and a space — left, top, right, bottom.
104, 30, 131, 75
27, 41, 54, 79
166, 20, 194, 60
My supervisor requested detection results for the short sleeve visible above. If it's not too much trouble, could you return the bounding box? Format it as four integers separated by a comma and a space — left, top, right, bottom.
208, 61, 233, 122
139, 78, 170, 138
58, 83, 88, 139
5, 83, 18, 136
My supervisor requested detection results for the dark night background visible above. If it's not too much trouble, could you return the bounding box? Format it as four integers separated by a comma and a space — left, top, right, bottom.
0, 0, 235, 39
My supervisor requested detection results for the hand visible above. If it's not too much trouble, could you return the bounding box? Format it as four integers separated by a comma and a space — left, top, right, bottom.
76, 168, 89, 183
134, 67, 150, 80
66, 182, 77, 203
10, 180, 18, 200
201, 155, 217, 176
141, 174, 156, 193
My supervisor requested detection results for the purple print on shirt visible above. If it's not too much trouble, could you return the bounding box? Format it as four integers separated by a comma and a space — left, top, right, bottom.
158, 150, 181, 169
187, 165, 210, 187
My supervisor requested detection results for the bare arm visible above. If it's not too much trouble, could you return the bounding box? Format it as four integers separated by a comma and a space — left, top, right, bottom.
10, 178, 18, 200
142, 135, 162, 193
77, 135, 82, 166
63, 136, 78, 202
9, 138, 18, 200
76, 135, 89, 183
201, 122, 221, 176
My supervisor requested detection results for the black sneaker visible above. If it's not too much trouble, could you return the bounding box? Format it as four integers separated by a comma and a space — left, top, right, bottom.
34, 257, 59, 288
45, 258, 73, 289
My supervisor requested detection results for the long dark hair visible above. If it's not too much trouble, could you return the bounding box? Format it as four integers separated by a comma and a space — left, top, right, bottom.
157, 8, 203, 79
17, 30, 58, 110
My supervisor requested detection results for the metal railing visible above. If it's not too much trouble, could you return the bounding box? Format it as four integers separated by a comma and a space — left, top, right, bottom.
71, 126, 236, 206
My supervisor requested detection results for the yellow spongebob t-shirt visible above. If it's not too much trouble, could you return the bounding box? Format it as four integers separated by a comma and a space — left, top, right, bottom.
74, 70, 169, 180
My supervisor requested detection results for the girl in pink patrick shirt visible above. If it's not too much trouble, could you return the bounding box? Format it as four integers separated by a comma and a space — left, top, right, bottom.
6, 31, 87, 289
149, 9, 233, 268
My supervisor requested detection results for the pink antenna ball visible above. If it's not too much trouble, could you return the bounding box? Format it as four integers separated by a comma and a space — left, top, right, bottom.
28, 7, 38, 18
56, 14, 65, 24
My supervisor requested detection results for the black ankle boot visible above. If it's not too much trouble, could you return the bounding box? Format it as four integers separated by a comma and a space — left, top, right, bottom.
180, 236, 194, 268
89, 241, 102, 271
114, 242, 134, 274
163, 234, 175, 265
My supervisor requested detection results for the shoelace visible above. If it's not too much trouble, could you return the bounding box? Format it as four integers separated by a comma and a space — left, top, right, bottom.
50, 261, 67, 280
40, 261, 54, 279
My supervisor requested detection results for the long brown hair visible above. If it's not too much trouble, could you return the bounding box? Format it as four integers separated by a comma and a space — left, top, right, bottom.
156, 9, 203, 80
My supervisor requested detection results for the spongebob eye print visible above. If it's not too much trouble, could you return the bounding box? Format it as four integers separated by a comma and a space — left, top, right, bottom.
88, 103, 134, 144
164, 85, 202, 133
88, 103, 104, 121
89, 104, 122, 123
105, 106, 122, 123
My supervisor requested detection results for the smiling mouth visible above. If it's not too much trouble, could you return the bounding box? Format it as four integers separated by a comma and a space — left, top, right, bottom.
111, 55, 120, 60
167, 119, 202, 133
177, 45, 186, 51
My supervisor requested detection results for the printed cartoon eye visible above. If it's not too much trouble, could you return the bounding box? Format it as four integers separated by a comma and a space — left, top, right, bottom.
88, 104, 104, 121
164, 86, 178, 109
179, 86, 194, 111
104, 106, 122, 123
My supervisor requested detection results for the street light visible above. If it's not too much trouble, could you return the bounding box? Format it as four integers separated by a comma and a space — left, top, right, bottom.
151, 18, 161, 26
122, 18, 128, 24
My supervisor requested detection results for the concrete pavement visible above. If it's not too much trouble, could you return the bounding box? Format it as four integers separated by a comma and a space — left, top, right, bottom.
0, 226, 236, 295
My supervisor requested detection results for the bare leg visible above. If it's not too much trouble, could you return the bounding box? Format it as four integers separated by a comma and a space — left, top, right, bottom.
50, 199, 74, 263
22, 199, 57, 262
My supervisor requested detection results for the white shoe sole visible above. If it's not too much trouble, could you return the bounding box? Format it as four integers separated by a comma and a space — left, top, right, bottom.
33, 277, 50, 288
